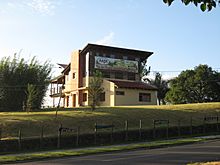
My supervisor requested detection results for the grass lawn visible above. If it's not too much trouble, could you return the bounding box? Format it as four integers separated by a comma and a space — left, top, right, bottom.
188, 162, 220, 165
0, 102, 220, 139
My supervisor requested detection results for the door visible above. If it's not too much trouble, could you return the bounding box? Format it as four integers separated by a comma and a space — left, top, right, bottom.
73, 94, 76, 107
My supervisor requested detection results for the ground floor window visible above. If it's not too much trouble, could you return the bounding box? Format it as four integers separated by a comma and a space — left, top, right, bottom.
83, 93, 87, 102
139, 93, 151, 102
100, 92, 105, 102
66, 96, 69, 107
116, 91, 125, 95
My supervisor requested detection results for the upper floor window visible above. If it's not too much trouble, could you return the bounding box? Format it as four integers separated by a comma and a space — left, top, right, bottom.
102, 71, 110, 78
115, 72, 123, 79
110, 54, 115, 58
128, 56, 135, 60
128, 73, 136, 81
73, 72, 76, 79
123, 56, 128, 60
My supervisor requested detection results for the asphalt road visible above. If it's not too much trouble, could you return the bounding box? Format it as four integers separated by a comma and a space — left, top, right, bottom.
9, 140, 220, 165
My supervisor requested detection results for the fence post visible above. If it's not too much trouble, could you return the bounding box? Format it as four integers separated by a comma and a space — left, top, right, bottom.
57, 124, 62, 149
94, 123, 97, 145
125, 120, 128, 141
40, 125, 44, 148
190, 117, 193, 135
166, 120, 169, 139
203, 116, 206, 134
111, 122, 114, 144
153, 120, 156, 139
0, 127, 2, 141
18, 129, 22, 150
178, 120, 181, 137
76, 126, 80, 147
139, 120, 142, 141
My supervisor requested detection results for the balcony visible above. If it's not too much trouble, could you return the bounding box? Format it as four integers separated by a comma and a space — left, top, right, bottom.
50, 86, 64, 97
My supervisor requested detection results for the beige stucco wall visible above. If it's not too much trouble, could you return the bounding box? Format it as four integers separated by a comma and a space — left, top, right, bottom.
79, 78, 157, 107
99, 79, 115, 106
85, 78, 115, 107
115, 88, 157, 106
63, 50, 80, 93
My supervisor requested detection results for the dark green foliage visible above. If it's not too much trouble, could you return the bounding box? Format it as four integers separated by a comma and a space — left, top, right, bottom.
163, 0, 219, 11
140, 59, 151, 82
165, 65, 220, 104
150, 72, 169, 105
0, 55, 52, 111
88, 70, 104, 110
25, 84, 39, 112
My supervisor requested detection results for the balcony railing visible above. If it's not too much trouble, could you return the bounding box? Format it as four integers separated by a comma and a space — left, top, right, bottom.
50, 86, 63, 96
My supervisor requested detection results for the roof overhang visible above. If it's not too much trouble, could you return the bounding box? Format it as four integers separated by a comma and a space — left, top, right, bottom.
50, 75, 65, 84
108, 79, 158, 90
80, 43, 153, 61
61, 63, 70, 75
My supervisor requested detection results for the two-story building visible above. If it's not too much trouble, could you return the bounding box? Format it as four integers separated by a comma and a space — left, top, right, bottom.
50, 44, 157, 107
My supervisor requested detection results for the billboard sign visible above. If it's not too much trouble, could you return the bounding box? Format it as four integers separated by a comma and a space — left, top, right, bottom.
95, 56, 138, 73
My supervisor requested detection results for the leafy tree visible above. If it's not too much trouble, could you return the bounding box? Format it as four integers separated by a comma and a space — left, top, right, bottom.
25, 84, 39, 113
150, 72, 169, 105
165, 64, 220, 104
88, 70, 104, 110
0, 55, 52, 111
163, 0, 219, 11
140, 59, 151, 82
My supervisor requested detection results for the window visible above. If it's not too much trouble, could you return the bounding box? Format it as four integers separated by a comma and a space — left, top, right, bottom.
100, 92, 105, 102
139, 93, 151, 102
116, 91, 125, 95
115, 72, 123, 79
123, 56, 128, 60
83, 93, 87, 102
102, 71, 110, 78
110, 54, 115, 58
73, 72, 76, 79
128, 56, 135, 60
66, 96, 69, 107
128, 73, 136, 80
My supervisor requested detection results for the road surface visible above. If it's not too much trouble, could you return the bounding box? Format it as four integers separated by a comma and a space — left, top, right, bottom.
8, 140, 220, 165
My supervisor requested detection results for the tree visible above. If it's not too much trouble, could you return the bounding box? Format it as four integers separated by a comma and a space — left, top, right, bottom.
150, 72, 169, 105
25, 84, 39, 113
140, 58, 151, 82
0, 55, 52, 111
165, 64, 220, 104
88, 70, 104, 110
163, 0, 220, 12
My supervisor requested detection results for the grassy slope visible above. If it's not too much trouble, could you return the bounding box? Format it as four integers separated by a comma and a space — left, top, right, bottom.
0, 103, 220, 138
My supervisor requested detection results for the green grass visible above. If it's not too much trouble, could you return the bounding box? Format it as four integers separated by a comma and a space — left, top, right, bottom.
0, 102, 220, 138
188, 162, 220, 165
0, 137, 204, 164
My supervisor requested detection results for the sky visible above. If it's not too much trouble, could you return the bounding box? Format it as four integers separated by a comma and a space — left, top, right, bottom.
0, 0, 220, 80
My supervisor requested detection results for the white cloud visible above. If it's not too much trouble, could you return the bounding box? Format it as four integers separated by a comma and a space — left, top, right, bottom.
26, 0, 57, 15
95, 32, 115, 45
0, 0, 59, 16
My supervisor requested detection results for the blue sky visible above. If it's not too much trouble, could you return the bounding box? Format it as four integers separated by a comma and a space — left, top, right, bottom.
0, 0, 220, 79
